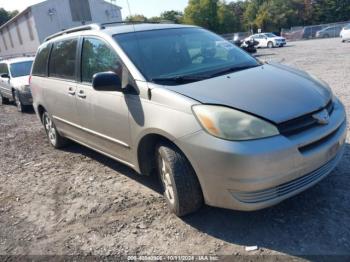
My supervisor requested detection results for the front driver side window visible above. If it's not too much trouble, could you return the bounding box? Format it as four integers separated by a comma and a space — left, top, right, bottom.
81, 37, 122, 83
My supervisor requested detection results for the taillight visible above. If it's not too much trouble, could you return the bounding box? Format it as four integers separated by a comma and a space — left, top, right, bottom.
29, 75, 32, 85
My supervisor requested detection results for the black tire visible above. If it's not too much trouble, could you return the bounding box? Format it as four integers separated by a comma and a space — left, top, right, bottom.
0, 92, 10, 105
14, 90, 27, 112
42, 111, 69, 148
267, 41, 274, 48
156, 142, 203, 217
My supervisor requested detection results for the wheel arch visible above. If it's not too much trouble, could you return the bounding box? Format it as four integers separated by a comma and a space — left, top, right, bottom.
136, 130, 205, 203
37, 104, 47, 122
136, 130, 198, 177
136, 130, 177, 176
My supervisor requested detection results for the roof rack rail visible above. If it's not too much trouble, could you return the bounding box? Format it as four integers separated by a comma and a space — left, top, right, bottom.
100, 20, 174, 28
44, 24, 101, 42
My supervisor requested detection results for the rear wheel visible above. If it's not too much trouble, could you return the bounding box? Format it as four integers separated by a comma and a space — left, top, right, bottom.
267, 41, 274, 48
156, 142, 203, 217
42, 112, 68, 148
0, 92, 10, 105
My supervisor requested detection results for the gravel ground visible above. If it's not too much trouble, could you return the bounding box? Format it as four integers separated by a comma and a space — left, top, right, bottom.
0, 38, 349, 259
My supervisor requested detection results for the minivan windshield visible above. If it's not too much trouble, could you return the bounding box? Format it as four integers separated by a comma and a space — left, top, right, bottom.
10, 61, 33, 78
114, 28, 260, 85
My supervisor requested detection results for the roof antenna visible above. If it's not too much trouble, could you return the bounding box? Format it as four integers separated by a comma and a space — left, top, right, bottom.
126, 0, 136, 30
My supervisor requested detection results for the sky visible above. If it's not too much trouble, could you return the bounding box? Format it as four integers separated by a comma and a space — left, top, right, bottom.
0, 0, 189, 18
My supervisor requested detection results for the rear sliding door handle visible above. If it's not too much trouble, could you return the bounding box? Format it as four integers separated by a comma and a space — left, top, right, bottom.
77, 90, 86, 99
68, 87, 75, 95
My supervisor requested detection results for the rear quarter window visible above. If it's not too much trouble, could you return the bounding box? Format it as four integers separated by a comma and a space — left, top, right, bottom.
0, 63, 9, 75
32, 44, 51, 77
49, 39, 78, 80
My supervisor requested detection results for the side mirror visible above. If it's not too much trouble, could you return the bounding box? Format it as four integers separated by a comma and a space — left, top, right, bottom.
92, 72, 122, 92
1, 73, 10, 79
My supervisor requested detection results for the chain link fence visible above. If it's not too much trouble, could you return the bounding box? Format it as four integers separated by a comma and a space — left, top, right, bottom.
281, 21, 350, 41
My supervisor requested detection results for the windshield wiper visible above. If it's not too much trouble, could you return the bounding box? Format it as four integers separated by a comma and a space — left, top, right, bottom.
210, 65, 260, 78
151, 75, 209, 84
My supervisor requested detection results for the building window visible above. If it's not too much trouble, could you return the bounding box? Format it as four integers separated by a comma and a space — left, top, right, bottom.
7, 26, 14, 48
1, 30, 8, 50
69, 0, 92, 22
15, 21, 23, 45
25, 12, 35, 41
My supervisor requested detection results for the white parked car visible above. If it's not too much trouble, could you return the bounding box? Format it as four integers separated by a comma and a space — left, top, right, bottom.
340, 24, 350, 42
246, 33, 286, 48
0, 57, 34, 112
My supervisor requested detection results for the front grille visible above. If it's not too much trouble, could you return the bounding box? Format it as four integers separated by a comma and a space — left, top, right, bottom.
278, 100, 334, 136
232, 149, 343, 204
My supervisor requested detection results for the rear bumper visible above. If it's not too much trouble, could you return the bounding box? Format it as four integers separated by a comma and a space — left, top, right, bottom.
176, 99, 347, 211
18, 91, 33, 105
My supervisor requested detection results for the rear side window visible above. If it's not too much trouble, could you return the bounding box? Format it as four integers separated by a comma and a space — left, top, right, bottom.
32, 44, 51, 76
81, 37, 121, 83
0, 63, 9, 75
49, 39, 78, 80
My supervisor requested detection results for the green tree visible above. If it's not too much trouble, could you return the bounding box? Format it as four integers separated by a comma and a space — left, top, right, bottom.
183, 0, 220, 31
217, 1, 241, 33
0, 8, 18, 26
125, 14, 148, 22
160, 10, 184, 23
314, 0, 350, 24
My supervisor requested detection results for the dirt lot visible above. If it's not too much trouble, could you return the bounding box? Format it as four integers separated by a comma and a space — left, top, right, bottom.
1, 38, 350, 259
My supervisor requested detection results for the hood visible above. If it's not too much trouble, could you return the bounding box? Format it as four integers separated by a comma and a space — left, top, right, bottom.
272, 36, 285, 40
10, 76, 30, 87
163, 64, 331, 124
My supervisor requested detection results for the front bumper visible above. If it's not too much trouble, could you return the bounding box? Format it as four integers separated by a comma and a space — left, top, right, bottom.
176, 99, 347, 211
275, 41, 286, 47
18, 91, 33, 105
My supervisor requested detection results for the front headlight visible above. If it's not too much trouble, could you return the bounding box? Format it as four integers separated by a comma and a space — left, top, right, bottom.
192, 105, 279, 141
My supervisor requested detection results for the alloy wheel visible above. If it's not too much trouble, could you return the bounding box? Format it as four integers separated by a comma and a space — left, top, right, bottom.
15, 93, 22, 111
159, 157, 175, 205
44, 115, 57, 146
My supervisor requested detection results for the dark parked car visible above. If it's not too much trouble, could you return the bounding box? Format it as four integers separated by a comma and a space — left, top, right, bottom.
316, 25, 343, 38
302, 25, 324, 39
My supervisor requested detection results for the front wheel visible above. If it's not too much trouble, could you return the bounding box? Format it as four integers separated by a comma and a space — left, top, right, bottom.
156, 142, 203, 217
267, 41, 274, 48
42, 112, 68, 148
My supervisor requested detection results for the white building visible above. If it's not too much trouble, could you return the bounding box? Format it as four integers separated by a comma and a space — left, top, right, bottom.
0, 0, 122, 58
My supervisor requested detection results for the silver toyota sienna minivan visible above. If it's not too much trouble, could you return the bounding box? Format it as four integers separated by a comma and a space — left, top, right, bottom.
31, 23, 347, 216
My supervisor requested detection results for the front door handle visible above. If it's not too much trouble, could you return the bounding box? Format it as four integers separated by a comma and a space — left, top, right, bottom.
68, 87, 75, 95
77, 90, 86, 99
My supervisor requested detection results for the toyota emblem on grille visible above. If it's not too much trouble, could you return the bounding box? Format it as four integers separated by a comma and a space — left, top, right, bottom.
313, 109, 330, 125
